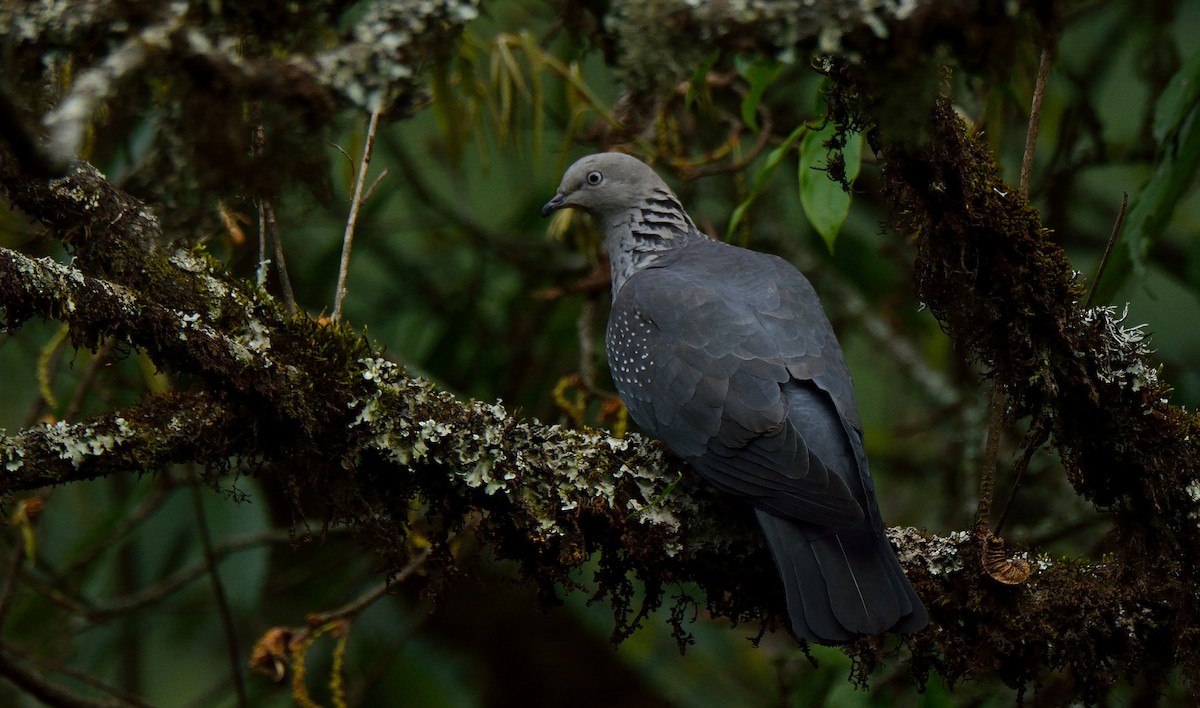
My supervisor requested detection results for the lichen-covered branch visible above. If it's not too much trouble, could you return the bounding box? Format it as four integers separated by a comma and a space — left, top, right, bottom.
600, 0, 1040, 120
308, 0, 479, 110
864, 97, 1200, 542
596, 0, 1200, 691
0, 151, 377, 455
0, 0, 1196, 701
0, 246, 291, 400
0, 1, 482, 229
0, 279, 1169, 689
41, 2, 190, 171
0, 392, 244, 489
818, 77, 1200, 695
0, 149, 1150, 668
0, 155, 1190, 698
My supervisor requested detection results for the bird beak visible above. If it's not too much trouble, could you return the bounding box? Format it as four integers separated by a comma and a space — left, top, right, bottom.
541, 193, 566, 217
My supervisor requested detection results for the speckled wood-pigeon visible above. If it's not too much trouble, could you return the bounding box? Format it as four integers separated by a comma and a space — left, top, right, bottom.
542, 152, 927, 645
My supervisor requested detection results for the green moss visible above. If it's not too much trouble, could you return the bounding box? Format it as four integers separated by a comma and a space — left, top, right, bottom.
821, 68, 1200, 698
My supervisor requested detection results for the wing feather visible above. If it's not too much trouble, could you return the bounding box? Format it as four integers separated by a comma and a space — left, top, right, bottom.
606, 239, 871, 528
604, 235, 926, 643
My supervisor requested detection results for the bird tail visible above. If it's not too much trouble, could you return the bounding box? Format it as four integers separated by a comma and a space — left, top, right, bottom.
755, 510, 927, 645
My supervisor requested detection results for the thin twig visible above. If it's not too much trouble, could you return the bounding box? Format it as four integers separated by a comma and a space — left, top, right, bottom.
1087, 191, 1129, 307
302, 521, 473, 631
189, 481, 248, 708
979, 34, 1056, 530
362, 167, 391, 203
789, 245, 961, 409
1019, 37, 1056, 198
994, 417, 1051, 535
263, 202, 297, 316
18, 527, 330, 623
58, 480, 173, 579
0, 647, 118, 708
331, 107, 384, 323
89, 528, 319, 618
250, 104, 296, 313
676, 111, 774, 181
0, 640, 153, 708
110, 475, 140, 692
12, 565, 96, 618
328, 142, 355, 170
0, 539, 27, 629
251, 105, 270, 289
256, 200, 269, 288
306, 545, 433, 627
62, 339, 115, 420
976, 389, 1005, 529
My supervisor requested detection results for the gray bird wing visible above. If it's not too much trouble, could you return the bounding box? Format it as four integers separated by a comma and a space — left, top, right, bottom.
605, 238, 869, 529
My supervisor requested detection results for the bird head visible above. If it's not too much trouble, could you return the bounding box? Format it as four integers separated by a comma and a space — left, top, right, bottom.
541, 152, 670, 221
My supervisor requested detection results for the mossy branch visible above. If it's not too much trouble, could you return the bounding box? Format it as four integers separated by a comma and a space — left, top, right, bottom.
0, 137, 1195, 700
869, 98, 1200, 552
0, 242, 1170, 693
0, 392, 241, 489
0, 0, 1195, 701
826, 84, 1200, 696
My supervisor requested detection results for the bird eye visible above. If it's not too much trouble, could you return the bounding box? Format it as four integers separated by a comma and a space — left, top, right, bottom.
585, 171, 603, 186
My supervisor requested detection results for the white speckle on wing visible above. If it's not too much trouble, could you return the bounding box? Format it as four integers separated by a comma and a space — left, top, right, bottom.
607, 308, 656, 388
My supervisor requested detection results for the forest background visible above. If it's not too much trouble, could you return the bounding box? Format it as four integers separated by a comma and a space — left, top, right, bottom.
0, 1, 1198, 706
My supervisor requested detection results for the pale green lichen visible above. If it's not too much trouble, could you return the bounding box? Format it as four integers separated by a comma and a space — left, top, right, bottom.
47, 174, 105, 211
606, 0, 914, 92
3, 441, 25, 472
0, 0, 114, 43
312, 0, 480, 111
607, 0, 1024, 94
238, 317, 272, 354
1187, 480, 1200, 521
889, 526, 969, 577
1081, 305, 1158, 393
39, 417, 134, 468
344, 356, 684, 543
193, 311, 273, 368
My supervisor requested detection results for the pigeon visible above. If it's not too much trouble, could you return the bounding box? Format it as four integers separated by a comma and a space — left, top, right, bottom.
542, 152, 927, 644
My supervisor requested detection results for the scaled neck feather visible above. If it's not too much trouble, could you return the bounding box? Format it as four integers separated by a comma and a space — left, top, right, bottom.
605, 186, 705, 298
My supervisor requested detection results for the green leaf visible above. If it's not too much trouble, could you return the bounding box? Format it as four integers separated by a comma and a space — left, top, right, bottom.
1154, 49, 1200, 144
430, 62, 467, 166
843, 129, 863, 182
800, 123, 863, 252
685, 51, 721, 113
1093, 51, 1200, 303
735, 56, 783, 133
726, 124, 808, 238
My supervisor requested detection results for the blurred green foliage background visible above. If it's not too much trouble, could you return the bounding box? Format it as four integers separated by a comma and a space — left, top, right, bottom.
1, 0, 1199, 705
